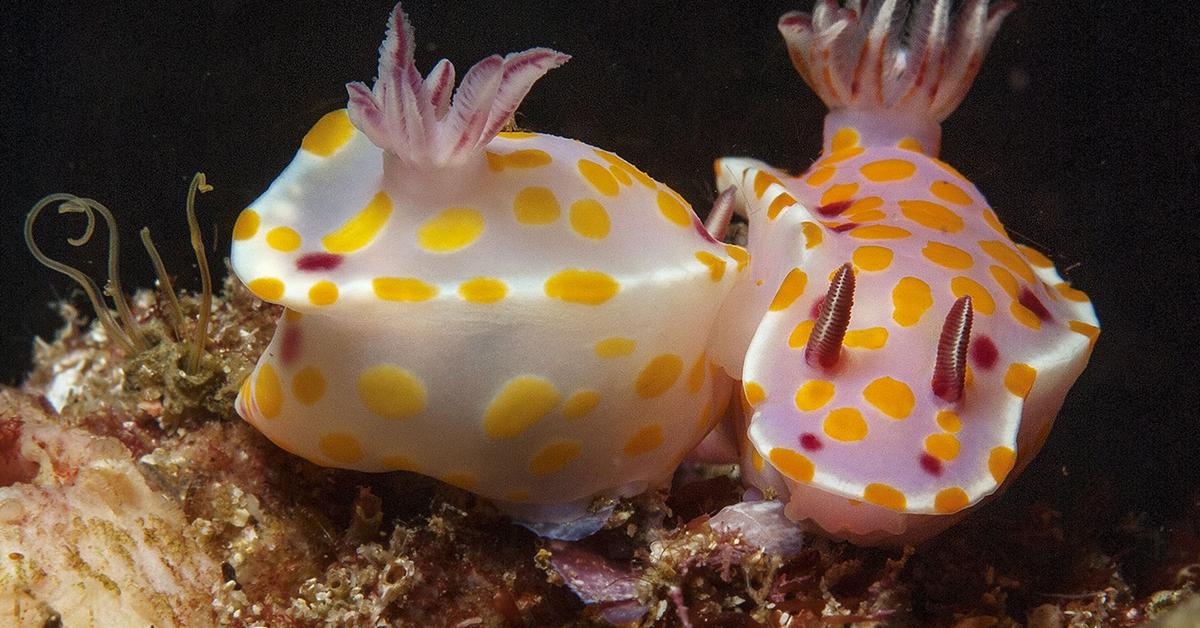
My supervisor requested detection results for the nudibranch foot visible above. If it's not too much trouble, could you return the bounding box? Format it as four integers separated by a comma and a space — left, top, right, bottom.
717, 0, 1098, 545
499, 496, 621, 542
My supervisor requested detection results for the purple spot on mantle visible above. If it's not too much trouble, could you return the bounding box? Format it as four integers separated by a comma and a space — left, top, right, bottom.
280, 326, 302, 366
296, 252, 344, 272
970, 335, 999, 370
817, 199, 854, 217
920, 453, 943, 477
799, 433, 823, 451
1019, 287, 1053, 321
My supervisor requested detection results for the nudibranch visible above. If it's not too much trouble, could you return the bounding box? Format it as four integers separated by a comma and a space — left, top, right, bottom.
712, 0, 1099, 545
230, 3, 743, 537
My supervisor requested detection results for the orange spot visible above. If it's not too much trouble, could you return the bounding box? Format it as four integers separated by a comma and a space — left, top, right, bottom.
544, 269, 620, 305
980, 240, 1035, 282
897, 137, 925, 153
768, 192, 796, 220
687, 354, 708, 394
1055, 282, 1091, 302
852, 245, 893, 271
831, 127, 860, 152
232, 209, 260, 241
924, 433, 961, 461
860, 159, 917, 182
1010, 301, 1043, 330
929, 180, 973, 205
892, 277, 933, 327
292, 366, 326, 405
595, 337, 636, 358
656, 190, 692, 227
1068, 320, 1101, 350
323, 192, 393, 253
1016, 244, 1054, 268
768, 448, 814, 483
802, 222, 824, 249
754, 171, 782, 197
318, 433, 364, 464
458, 277, 508, 304
922, 241, 974, 270
577, 159, 620, 196
624, 425, 664, 456
768, 268, 808, 311
725, 245, 750, 271
497, 131, 537, 140
823, 407, 868, 441
489, 149, 552, 171
695, 251, 727, 282
300, 109, 354, 156
806, 166, 836, 187
950, 276, 996, 315
788, 320, 815, 348
849, 225, 911, 240
982, 207, 1008, 236
483, 376, 561, 439
635, 354, 684, 398
988, 265, 1021, 299
1004, 363, 1037, 398
593, 149, 657, 188
528, 441, 581, 476
795, 380, 835, 411
373, 277, 438, 302
563, 390, 601, 419
936, 410, 962, 433
821, 183, 859, 206
863, 377, 915, 419
254, 364, 283, 419
843, 327, 888, 349
307, 280, 338, 306
934, 487, 969, 514
899, 200, 963, 233
248, 278, 285, 301
863, 483, 907, 511
513, 186, 561, 224
988, 446, 1016, 484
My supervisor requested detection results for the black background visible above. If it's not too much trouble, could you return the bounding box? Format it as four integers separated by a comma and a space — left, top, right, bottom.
1, 1, 1196, 520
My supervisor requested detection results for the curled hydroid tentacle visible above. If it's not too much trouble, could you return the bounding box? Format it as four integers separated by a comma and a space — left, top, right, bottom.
140, 227, 185, 339
25, 194, 138, 352
185, 173, 214, 372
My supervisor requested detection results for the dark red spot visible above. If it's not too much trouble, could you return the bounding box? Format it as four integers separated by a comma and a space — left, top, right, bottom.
831, 222, 858, 233
920, 453, 944, 477
809, 296, 825, 319
970, 335, 999, 370
280, 326, 302, 366
816, 199, 854, 217
799, 433, 823, 452
296, 252, 344, 272
1019, 287, 1053, 321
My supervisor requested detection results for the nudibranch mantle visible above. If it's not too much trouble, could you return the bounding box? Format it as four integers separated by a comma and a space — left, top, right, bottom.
230, 3, 741, 531
713, 0, 1099, 545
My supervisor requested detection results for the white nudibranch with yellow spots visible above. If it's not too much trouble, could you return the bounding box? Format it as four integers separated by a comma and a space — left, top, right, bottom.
230, 2, 744, 537
711, 0, 1099, 545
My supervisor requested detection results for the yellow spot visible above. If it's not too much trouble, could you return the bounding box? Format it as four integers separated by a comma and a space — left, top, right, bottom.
899, 200, 964, 233
823, 407, 868, 441
924, 433, 961, 461
860, 159, 917, 182
1017, 244, 1054, 268
980, 240, 1035, 282
935, 487, 969, 514
1011, 301, 1043, 330
656, 190, 692, 227
768, 268, 808, 311
498, 131, 537, 140
291, 366, 325, 406
458, 277, 508, 303
1004, 363, 1037, 399
863, 377, 915, 419
802, 222, 824, 249
831, 127, 859, 151
979, 206, 1006, 235
308, 280, 338, 306
301, 109, 355, 156
594, 149, 657, 188
750, 447, 765, 472
373, 277, 438, 302
806, 166, 835, 187
847, 209, 887, 222
852, 245, 894, 271
323, 192, 393, 253
743, 381, 765, 407
820, 146, 865, 165
635, 354, 684, 398
254, 364, 283, 419
767, 192, 796, 220
544, 269, 620, 305
694, 251, 727, 282
795, 380, 835, 412
1068, 320, 1101, 350
512, 186, 561, 224
624, 425, 664, 456
847, 196, 885, 215
528, 441, 581, 476
487, 149, 552, 170
843, 327, 888, 349
248, 278, 285, 301
768, 448, 814, 483
929, 180, 972, 205
608, 164, 632, 185
849, 225, 911, 240
864, 483, 906, 511
949, 275, 998, 314
381, 455, 418, 472
232, 209, 260, 241
483, 376, 561, 439
897, 137, 925, 152
936, 410, 962, 433
788, 320, 815, 348
578, 159, 620, 196
417, 207, 485, 253
754, 171, 782, 197
922, 241, 974, 270
563, 390, 601, 419
358, 365, 427, 420
687, 353, 707, 394
443, 473, 478, 490
725, 245, 749, 271
569, 199, 610, 239
989, 265, 1020, 299
595, 337, 636, 358
891, 277, 933, 327
1055, 282, 1091, 303
988, 446, 1016, 484
319, 433, 364, 464
265, 226, 301, 252
821, 182, 859, 206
